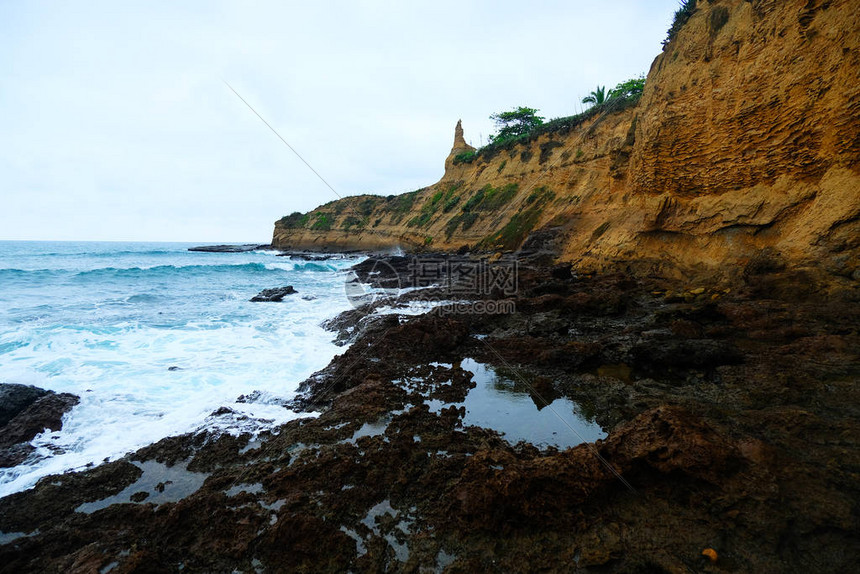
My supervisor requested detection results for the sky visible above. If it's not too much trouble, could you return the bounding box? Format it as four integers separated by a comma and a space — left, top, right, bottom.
1, 1, 680, 242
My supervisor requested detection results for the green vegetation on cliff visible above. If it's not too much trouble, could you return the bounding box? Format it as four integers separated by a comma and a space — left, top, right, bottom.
310, 213, 333, 231
470, 81, 644, 163
443, 183, 521, 239
488, 107, 545, 146
478, 186, 555, 250
664, 0, 696, 45
582, 86, 606, 107
277, 211, 309, 229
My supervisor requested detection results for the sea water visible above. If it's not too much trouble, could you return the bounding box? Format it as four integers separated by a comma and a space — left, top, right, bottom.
0, 241, 359, 497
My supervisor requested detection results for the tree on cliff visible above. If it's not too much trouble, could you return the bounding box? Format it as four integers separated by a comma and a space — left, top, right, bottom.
582, 86, 606, 107
488, 106, 544, 144
607, 76, 645, 100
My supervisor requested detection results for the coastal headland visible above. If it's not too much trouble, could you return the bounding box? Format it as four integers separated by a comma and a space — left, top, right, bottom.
1, 1, 858, 572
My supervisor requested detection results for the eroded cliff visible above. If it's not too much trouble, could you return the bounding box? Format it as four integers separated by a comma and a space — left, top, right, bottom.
273, 0, 859, 284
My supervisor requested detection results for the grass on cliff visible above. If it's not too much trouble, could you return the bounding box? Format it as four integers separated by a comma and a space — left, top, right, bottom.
443, 183, 521, 238
381, 190, 420, 224
472, 91, 643, 164
310, 213, 333, 231
277, 195, 382, 231
477, 187, 555, 251
407, 183, 464, 228
341, 215, 365, 230
277, 211, 310, 229
453, 150, 477, 165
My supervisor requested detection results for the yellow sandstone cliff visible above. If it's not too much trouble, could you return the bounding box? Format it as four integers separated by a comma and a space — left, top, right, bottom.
273, 0, 859, 283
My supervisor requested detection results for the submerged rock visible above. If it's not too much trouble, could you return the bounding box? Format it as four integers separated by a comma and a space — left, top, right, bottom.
0, 384, 80, 468
275, 251, 337, 261
188, 244, 270, 253
250, 286, 297, 302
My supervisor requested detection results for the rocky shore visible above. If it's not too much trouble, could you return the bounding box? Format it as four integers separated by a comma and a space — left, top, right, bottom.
0, 385, 79, 469
1, 254, 857, 573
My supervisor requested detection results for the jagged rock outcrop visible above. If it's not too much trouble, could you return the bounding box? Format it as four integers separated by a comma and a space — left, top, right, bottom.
273, 0, 860, 285
443, 119, 476, 172
0, 384, 80, 468
249, 286, 297, 302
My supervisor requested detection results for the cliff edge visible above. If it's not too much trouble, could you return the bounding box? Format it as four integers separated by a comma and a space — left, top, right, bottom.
273, 0, 859, 285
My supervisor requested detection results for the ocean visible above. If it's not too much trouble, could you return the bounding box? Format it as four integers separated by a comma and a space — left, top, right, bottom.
0, 241, 359, 497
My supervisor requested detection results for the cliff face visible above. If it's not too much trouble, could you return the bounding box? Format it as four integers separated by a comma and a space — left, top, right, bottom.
273, 0, 859, 283
621, 0, 860, 279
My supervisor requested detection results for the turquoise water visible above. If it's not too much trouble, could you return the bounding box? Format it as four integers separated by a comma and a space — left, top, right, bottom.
0, 241, 358, 496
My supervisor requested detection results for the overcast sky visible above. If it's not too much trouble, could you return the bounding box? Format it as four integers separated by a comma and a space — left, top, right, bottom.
1, 1, 679, 242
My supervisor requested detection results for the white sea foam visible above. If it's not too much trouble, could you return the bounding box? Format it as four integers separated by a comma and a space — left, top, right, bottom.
0, 242, 361, 497
373, 299, 457, 316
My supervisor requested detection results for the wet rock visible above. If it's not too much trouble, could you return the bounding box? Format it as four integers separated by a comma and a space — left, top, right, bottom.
1, 256, 858, 572
0, 443, 36, 469
629, 338, 743, 376
129, 491, 149, 503
0, 459, 142, 533
350, 255, 412, 289
0, 384, 50, 428
250, 286, 297, 302
276, 252, 337, 261
0, 385, 80, 468
550, 262, 573, 280
602, 405, 741, 484
188, 244, 271, 252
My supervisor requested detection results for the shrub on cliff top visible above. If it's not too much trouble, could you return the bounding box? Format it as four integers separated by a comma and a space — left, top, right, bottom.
488, 106, 545, 146
582, 86, 607, 107
341, 215, 364, 230
472, 91, 641, 163
277, 211, 309, 229
453, 150, 477, 165
607, 76, 645, 100
664, 0, 696, 45
310, 213, 333, 231
357, 197, 380, 216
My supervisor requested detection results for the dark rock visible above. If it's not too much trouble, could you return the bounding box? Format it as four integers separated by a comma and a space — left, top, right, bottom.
1, 264, 858, 573
0, 459, 142, 532
0, 386, 80, 468
602, 405, 741, 483
743, 247, 787, 278
550, 263, 573, 280
188, 244, 271, 253
275, 252, 336, 261
129, 491, 149, 503
0, 392, 80, 448
250, 286, 297, 302
0, 443, 36, 469
350, 255, 411, 289
0, 384, 50, 428
629, 338, 743, 375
